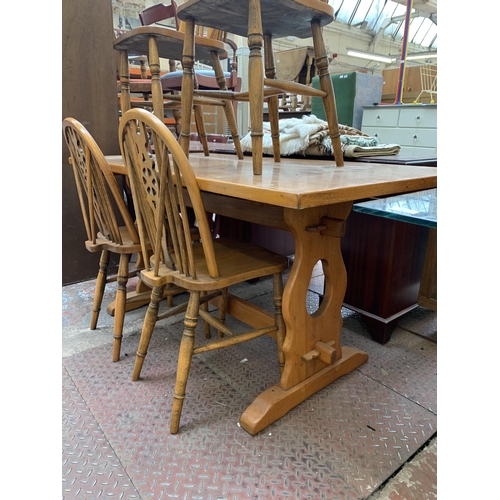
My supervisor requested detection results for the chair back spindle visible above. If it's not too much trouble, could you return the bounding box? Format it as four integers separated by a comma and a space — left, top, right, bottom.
119, 109, 219, 280
63, 118, 139, 247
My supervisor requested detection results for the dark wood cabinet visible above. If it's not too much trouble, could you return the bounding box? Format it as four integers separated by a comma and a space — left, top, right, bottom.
341, 210, 430, 343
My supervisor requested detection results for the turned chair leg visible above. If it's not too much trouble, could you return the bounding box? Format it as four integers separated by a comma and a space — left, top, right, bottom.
217, 287, 229, 338
263, 34, 281, 163
311, 20, 344, 166
193, 105, 210, 156
170, 291, 200, 434
91, 250, 110, 330
201, 291, 211, 339
131, 284, 165, 381
247, 0, 264, 175
112, 253, 130, 362
209, 51, 244, 160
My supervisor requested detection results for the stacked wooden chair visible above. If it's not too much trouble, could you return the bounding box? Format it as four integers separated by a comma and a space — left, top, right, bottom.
113, 1, 243, 159
140, 3, 241, 104
119, 108, 288, 433
177, 0, 345, 174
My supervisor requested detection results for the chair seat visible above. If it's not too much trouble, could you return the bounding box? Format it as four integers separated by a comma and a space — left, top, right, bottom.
140, 237, 288, 290
177, 0, 334, 39
161, 70, 241, 91
85, 226, 144, 254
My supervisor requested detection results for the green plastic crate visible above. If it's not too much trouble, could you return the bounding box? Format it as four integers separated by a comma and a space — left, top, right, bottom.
311, 72, 383, 130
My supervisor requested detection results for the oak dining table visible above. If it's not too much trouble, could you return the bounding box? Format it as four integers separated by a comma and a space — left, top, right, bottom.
106, 152, 437, 435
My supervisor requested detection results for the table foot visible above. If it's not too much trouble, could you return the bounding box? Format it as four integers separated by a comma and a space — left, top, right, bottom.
239, 346, 368, 435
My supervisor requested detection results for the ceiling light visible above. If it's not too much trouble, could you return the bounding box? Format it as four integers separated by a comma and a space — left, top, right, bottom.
406, 51, 437, 60
346, 49, 396, 64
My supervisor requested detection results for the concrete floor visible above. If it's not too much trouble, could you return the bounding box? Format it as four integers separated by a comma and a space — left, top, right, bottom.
62, 262, 437, 499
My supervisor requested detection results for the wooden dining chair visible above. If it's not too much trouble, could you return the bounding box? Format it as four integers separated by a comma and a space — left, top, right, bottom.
119, 108, 288, 433
63, 117, 149, 362
140, 2, 243, 155
140, 3, 241, 102
177, 0, 344, 174
114, 4, 244, 160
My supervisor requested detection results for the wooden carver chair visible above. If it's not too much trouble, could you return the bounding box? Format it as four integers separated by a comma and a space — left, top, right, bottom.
119, 108, 289, 433
177, 0, 344, 174
113, 2, 243, 160
63, 117, 149, 362
140, 3, 242, 111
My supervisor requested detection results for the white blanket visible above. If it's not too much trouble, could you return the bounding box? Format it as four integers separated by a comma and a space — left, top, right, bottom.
240, 115, 400, 158
241, 115, 330, 156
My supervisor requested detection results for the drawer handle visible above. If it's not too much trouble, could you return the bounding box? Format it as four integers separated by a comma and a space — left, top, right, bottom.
416, 116, 421, 121
376, 115, 381, 120
413, 134, 418, 140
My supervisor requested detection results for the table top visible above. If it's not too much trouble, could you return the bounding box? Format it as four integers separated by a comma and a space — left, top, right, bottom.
353, 188, 437, 228
113, 25, 228, 61
177, 0, 334, 39
107, 153, 437, 210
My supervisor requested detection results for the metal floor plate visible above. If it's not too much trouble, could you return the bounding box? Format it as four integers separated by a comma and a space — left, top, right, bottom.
62, 367, 141, 499
63, 306, 437, 500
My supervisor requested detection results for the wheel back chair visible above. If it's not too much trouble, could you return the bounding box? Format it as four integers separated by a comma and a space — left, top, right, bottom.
119, 108, 288, 433
63, 117, 149, 362
177, 0, 344, 175
63, 118, 188, 361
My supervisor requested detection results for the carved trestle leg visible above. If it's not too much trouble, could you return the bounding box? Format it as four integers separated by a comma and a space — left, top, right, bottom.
170, 290, 200, 434
131, 285, 165, 381
112, 253, 130, 362
273, 273, 285, 376
239, 203, 368, 435
91, 249, 110, 330
247, 0, 264, 175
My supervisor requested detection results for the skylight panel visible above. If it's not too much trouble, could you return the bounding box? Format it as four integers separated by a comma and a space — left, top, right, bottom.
418, 22, 438, 49
350, 0, 374, 26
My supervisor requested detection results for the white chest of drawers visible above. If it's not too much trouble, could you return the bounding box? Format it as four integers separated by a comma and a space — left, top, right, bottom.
361, 104, 437, 154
